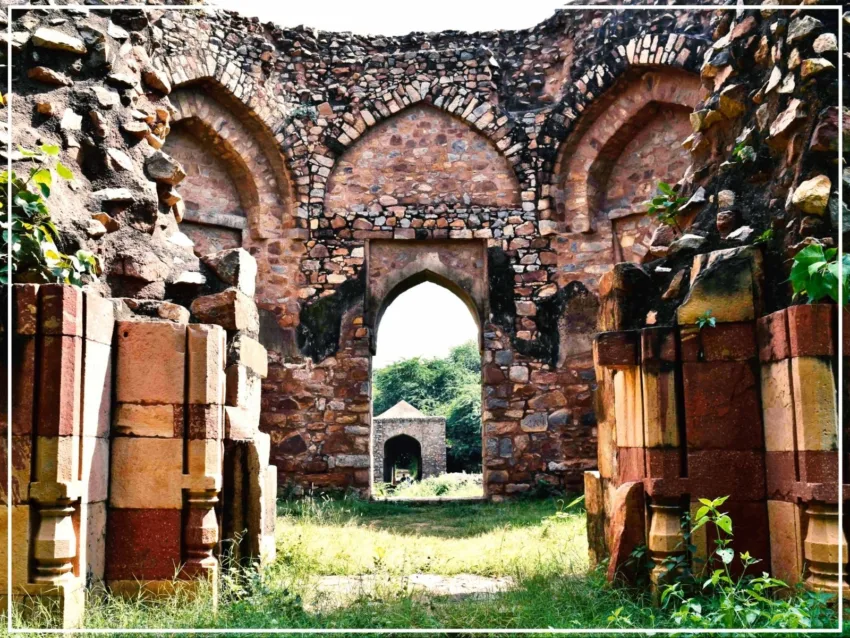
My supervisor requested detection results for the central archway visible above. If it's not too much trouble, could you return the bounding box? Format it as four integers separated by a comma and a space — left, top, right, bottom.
383, 434, 423, 483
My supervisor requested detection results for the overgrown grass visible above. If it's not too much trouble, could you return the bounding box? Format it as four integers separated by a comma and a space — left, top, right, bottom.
6, 495, 839, 633
373, 472, 484, 499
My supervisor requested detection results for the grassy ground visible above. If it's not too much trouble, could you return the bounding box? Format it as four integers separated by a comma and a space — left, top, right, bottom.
372, 472, 484, 499
8, 495, 838, 634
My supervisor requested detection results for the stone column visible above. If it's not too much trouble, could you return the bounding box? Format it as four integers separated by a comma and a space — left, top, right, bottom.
647, 500, 685, 593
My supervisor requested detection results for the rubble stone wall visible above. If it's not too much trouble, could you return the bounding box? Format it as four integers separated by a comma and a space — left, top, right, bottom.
372, 416, 448, 485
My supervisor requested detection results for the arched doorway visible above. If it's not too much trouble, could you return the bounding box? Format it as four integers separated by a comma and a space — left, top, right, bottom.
383, 434, 423, 484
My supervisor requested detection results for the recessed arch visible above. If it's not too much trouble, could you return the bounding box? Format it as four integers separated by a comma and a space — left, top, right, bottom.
382, 434, 423, 483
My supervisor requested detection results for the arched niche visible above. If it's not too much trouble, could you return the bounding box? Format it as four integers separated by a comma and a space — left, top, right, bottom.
323, 104, 522, 223
551, 69, 701, 266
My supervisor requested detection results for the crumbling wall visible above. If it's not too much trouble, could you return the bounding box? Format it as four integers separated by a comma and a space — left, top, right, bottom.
585, 4, 846, 599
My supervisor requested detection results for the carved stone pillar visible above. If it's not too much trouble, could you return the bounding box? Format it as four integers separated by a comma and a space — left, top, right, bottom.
803, 503, 848, 596
648, 501, 685, 591
31, 499, 77, 584
183, 489, 220, 580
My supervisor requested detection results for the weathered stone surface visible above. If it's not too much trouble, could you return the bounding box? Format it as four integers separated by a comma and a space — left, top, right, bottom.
32, 27, 87, 54
190, 289, 259, 336
202, 248, 257, 296
144, 151, 186, 185
791, 175, 831, 215
115, 321, 185, 405
606, 482, 646, 584
28, 66, 73, 86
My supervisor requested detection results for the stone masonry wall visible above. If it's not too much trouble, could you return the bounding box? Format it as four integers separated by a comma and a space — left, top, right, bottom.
7, 5, 718, 498
372, 415, 448, 486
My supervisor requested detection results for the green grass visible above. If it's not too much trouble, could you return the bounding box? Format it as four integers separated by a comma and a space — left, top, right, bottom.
6, 495, 838, 634
373, 472, 484, 499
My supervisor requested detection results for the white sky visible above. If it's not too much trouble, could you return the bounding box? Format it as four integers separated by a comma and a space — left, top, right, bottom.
206, 0, 566, 35
373, 282, 478, 370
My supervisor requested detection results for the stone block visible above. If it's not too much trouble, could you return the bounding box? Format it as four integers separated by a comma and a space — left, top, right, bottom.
766, 500, 803, 588
190, 289, 259, 336
617, 447, 645, 483
798, 450, 838, 485
688, 450, 766, 501
641, 365, 678, 448
1, 436, 32, 505
110, 438, 183, 509
786, 304, 834, 358
84, 291, 115, 345
760, 360, 795, 452
188, 404, 223, 440
185, 439, 223, 484
0, 505, 31, 592
683, 361, 763, 450
225, 365, 260, 408
80, 436, 109, 504
645, 448, 682, 479
12, 336, 36, 436
680, 322, 756, 362
678, 246, 762, 325
202, 248, 257, 296
614, 367, 643, 448
757, 309, 789, 363
116, 321, 186, 405
791, 357, 837, 451
520, 412, 548, 432
82, 340, 112, 438
114, 403, 182, 438
77, 500, 107, 583
606, 481, 646, 584
594, 331, 639, 368
40, 284, 83, 337
13, 283, 40, 335
38, 335, 82, 437
105, 508, 182, 581
584, 471, 607, 567
227, 334, 268, 378
640, 327, 676, 363
224, 405, 260, 441
34, 435, 80, 485
188, 324, 226, 405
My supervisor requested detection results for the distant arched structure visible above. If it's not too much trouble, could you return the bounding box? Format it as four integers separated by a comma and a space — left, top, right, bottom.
373, 402, 447, 486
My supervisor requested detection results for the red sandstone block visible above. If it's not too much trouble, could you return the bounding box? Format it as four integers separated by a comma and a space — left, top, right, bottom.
683, 361, 763, 450
786, 304, 835, 358
702, 500, 770, 579
13, 284, 39, 335
645, 448, 682, 479
797, 449, 838, 485
105, 508, 182, 581
757, 309, 789, 363
594, 331, 639, 368
39, 284, 83, 337
12, 336, 36, 436
188, 404, 223, 440
688, 450, 766, 501
0, 435, 32, 504
116, 321, 186, 405
680, 323, 756, 362
640, 327, 676, 363
606, 481, 646, 584
38, 335, 82, 437
764, 450, 797, 501
617, 447, 645, 483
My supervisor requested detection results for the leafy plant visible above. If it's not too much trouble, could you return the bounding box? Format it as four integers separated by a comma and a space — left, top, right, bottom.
1, 144, 100, 286
732, 142, 756, 164
752, 228, 774, 246
789, 242, 848, 304
645, 182, 687, 233
659, 496, 836, 629
696, 309, 716, 330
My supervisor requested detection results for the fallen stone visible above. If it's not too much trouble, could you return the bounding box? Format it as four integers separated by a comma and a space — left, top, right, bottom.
106, 148, 133, 172
27, 66, 73, 86
786, 15, 822, 44
190, 288, 259, 336
142, 66, 172, 94
813, 33, 838, 54
791, 175, 831, 215
121, 121, 149, 139
144, 151, 185, 185
667, 233, 706, 257
716, 210, 738, 238
32, 27, 87, 54
202, 248, 257, 296
107, 72, 139, 89
92, 212, 120, 232
726, 225, 754, 243
92, 86, 119, 108
767, 99, 805, 149
86, 218, 107, 239
800, 58, 834, 79
60, 108, 82, 131
92, 187, 133, 204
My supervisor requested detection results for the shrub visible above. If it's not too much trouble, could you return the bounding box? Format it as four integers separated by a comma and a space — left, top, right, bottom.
1, 145, 100, 286
659, 496, 836, 630
789, 242, 848, 304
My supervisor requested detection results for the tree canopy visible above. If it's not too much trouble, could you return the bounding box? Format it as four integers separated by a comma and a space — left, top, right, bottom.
373, 340, 482, 472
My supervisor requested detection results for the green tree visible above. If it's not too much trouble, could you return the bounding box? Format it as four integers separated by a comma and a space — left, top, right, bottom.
373, 340, 482, 472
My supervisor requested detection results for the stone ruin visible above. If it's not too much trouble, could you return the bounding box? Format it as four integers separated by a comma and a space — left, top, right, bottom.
372, 401, 447, 485
0, 0, 846, 627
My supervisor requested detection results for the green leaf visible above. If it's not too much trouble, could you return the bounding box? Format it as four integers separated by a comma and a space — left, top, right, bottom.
55, 162, 74, 180
695, 505, 710, 520
717, 547, 734, 564
658, 182, 674, 196
39, 144, 60, 156
716, 514, 733, 535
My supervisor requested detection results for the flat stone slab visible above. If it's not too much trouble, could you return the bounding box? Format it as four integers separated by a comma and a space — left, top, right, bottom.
307, 573, 514, 611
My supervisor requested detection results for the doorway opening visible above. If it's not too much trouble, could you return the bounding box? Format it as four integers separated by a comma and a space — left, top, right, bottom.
371, 280, 483, 499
